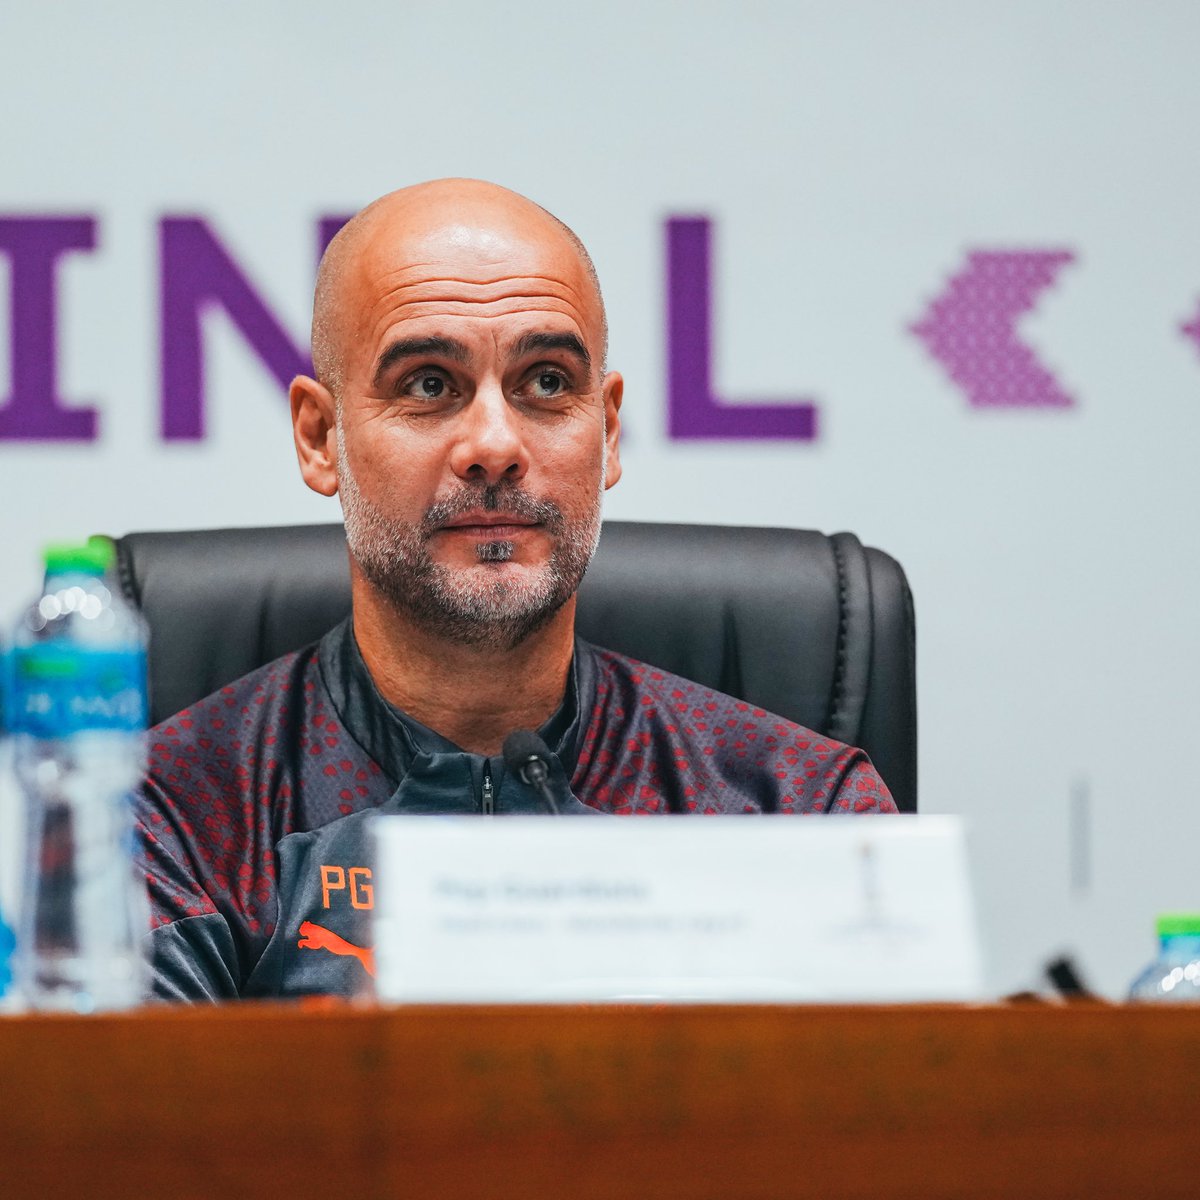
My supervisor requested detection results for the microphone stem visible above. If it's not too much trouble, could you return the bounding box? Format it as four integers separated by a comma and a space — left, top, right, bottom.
536, 782, 560, 816
524, 762, 559, 816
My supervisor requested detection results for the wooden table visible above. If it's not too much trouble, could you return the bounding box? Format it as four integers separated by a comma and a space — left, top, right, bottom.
0, 1002, 1195, 1199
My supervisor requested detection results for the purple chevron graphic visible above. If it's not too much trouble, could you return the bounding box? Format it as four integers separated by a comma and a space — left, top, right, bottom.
910, 250, 1077, 408
1180, 302, 1200, 358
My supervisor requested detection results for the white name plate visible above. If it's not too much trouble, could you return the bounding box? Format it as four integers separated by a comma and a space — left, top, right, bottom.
371, 815, 984, 1004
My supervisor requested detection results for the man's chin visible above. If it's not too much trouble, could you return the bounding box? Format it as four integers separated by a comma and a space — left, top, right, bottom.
399, 569, 573, 650
440, 561, 557, 608
435, 551, 535, 579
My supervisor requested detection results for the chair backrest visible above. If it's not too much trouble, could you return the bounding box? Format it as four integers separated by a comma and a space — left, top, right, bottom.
112, 521, 917, 811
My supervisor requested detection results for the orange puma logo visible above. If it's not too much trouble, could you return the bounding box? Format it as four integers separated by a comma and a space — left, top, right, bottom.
297, 920, 376, 977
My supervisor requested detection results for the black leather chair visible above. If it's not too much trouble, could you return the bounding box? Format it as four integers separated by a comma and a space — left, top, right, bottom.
110, 522, 917, 811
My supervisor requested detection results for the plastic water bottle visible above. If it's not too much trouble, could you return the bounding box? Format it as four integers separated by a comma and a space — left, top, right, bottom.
1128, 914, 1200, 1002
0, 905, 14, 1002
3, 541, 150, 1012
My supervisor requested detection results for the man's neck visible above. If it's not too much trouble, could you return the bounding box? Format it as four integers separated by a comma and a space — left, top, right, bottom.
351, 582, 577, 757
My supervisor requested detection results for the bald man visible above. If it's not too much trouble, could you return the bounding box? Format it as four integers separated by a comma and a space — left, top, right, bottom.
136, 180, 896, 1002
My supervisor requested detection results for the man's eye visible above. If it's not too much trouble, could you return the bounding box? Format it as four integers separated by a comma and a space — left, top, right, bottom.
531, 371, 566, 397
403, 373, 447, 399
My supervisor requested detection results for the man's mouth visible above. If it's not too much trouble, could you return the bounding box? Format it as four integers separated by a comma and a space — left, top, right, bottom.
438, 513, 540, 538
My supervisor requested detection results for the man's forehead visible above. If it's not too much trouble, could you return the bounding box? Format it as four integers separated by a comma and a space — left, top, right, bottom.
352, 232, 598, 375
313, 180, 606, 387
354, 216, 593, 307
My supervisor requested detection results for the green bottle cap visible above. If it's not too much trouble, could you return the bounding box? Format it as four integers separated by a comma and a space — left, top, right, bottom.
42, 541, 114, 575
1156, 913, 1200, 938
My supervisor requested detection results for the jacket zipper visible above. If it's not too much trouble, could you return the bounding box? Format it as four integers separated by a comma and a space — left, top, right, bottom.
481, 762, 495, 815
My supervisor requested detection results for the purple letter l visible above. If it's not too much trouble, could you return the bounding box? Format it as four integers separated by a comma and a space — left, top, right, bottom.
667, 217, 817, 441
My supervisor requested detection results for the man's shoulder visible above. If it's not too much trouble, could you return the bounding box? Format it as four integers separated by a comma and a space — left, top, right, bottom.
141, 634, 386, 819
140, 642, 358, 825
580, 644, 896, 814
588, 643, 815, 739
146, 645, 317, 760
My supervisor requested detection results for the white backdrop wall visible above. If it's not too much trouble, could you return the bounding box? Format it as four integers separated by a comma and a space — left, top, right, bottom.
2, 1, 1198, 997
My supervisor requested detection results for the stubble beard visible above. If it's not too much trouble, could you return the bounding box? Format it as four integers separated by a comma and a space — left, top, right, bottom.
337, 430, 604, 651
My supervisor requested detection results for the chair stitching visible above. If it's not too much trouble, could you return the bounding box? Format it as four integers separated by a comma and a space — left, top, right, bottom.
825, 536, 849, 738
115, 538, 142, 608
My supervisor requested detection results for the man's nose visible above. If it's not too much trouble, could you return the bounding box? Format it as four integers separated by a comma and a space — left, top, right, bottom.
448, 382, 529, 485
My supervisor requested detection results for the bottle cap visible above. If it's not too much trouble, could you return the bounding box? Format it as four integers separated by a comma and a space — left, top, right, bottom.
42, 541, 114, 575
1156, 913, 1200, 937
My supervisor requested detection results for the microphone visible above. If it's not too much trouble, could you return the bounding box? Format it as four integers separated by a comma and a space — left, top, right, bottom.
502, 730, 561, 816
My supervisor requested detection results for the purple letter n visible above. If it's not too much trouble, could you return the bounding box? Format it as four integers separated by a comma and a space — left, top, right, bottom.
0, 217, 98, 440
667, 216, 817, 441
160, 218, 314, 440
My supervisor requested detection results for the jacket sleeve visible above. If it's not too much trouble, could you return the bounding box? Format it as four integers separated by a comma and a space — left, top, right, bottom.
145, 914, 241, 1002
824, 751, 899, 814
135, 778, 244, 1002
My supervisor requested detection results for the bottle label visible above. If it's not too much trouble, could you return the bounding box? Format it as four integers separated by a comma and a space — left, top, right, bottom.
5, 645, 148, 736
0, 913, 12, 1000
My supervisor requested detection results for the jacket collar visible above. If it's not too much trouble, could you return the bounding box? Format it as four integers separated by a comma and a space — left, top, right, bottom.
316, 617, 597, 813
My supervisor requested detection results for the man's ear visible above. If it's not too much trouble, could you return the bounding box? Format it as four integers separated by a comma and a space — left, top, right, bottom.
290, 375, 339, 497
602, 371, 623, 490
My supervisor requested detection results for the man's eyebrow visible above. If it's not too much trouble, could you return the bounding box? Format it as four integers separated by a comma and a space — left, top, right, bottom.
512, 331, 592, 371
372, 336, 470, 387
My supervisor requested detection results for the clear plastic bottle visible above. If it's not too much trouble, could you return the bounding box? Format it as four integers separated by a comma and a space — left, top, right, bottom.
0, 905, 13, 1002
1128, 914, 1200, 1003
3, 541, 150, 1012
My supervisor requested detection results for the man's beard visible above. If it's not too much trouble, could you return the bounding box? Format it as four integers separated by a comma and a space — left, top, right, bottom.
338, 443, 603, 651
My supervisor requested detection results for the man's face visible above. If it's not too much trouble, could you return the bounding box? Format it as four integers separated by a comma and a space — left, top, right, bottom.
331, 208, 622, 649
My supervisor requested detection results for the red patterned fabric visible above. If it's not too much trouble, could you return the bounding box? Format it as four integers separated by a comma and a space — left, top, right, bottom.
136, 630, 896, 999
